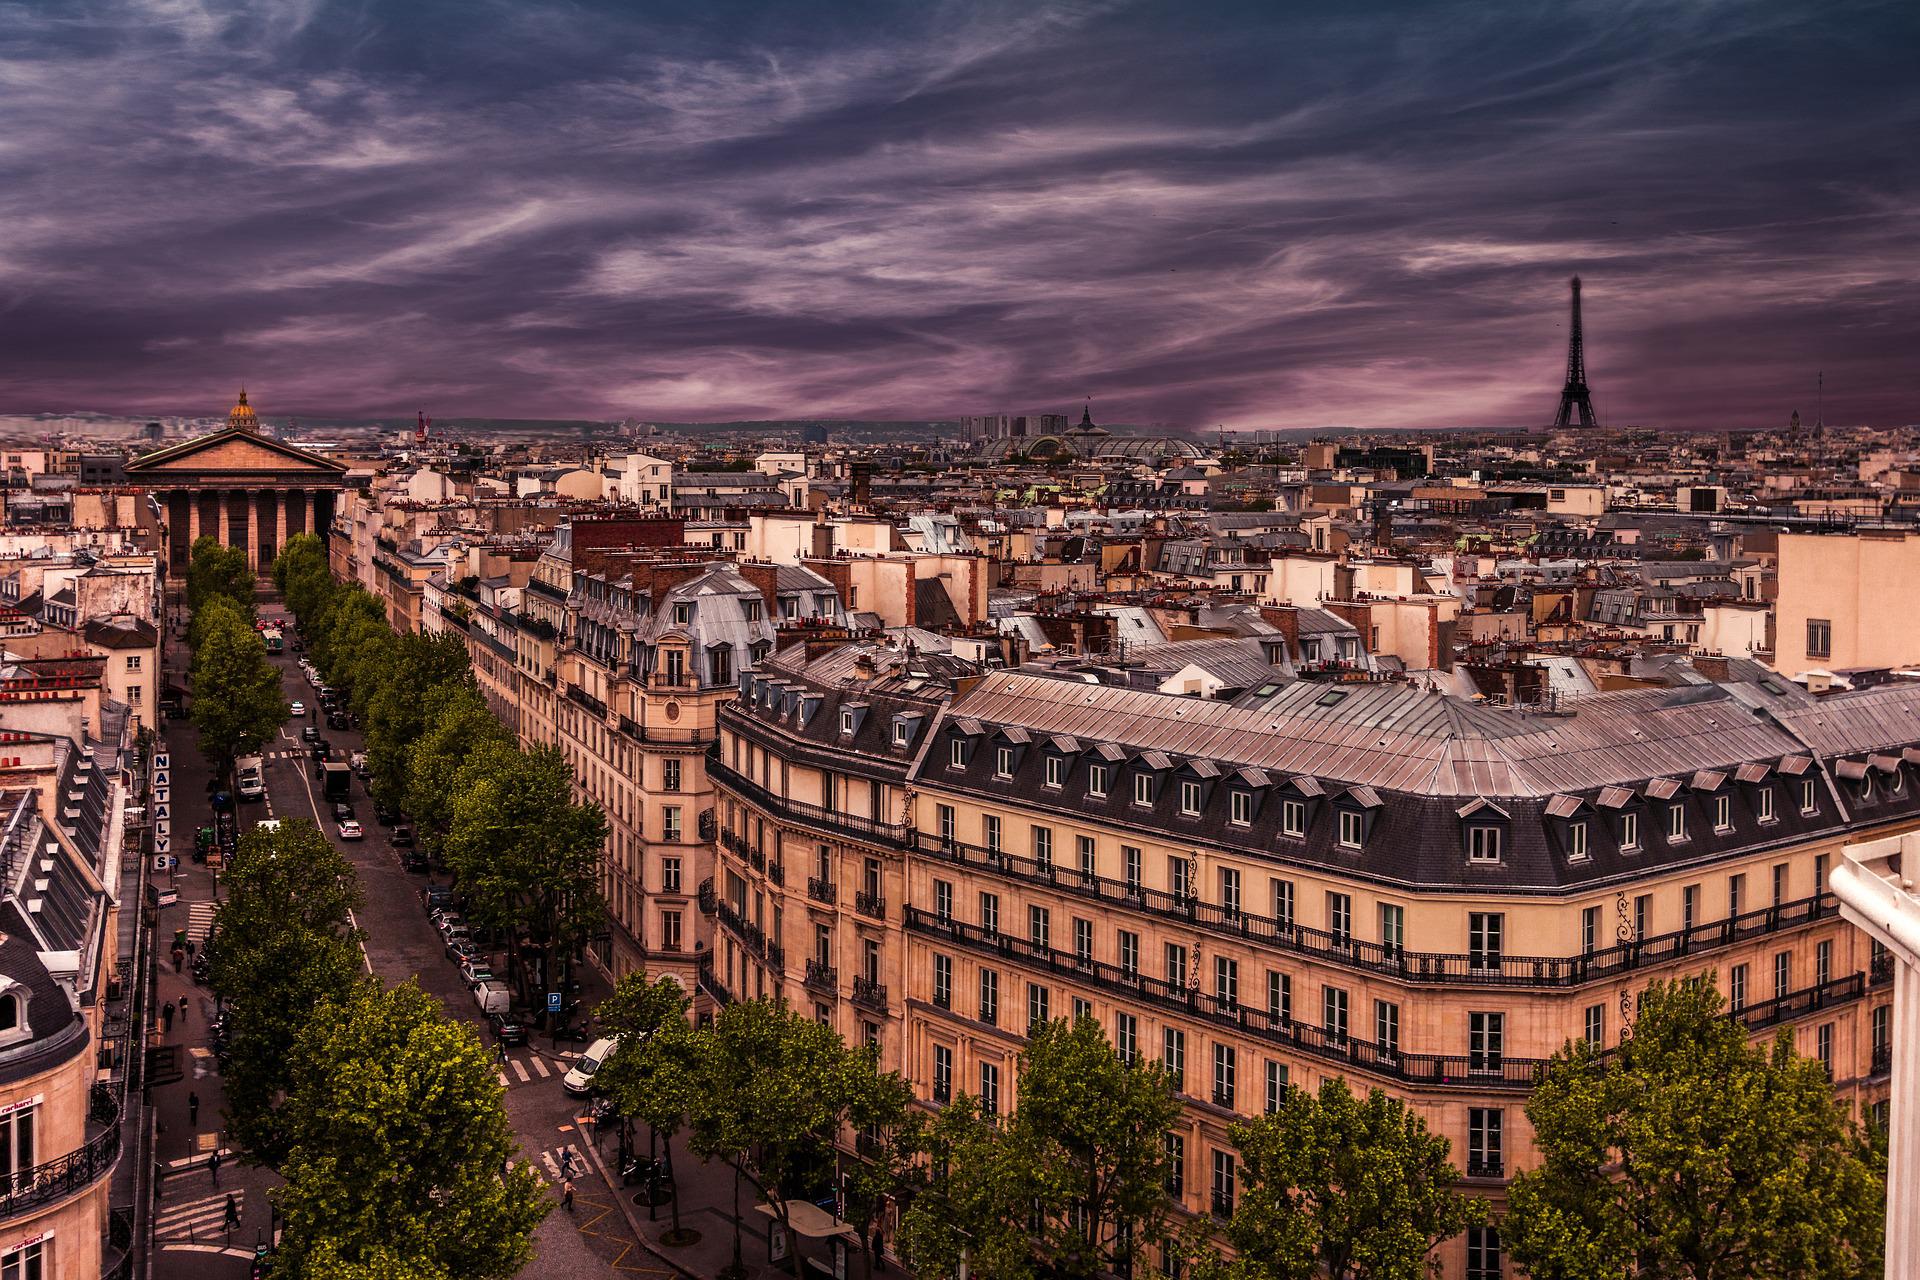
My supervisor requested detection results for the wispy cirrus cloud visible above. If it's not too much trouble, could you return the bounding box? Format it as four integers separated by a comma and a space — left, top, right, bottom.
0, 0, 1913, 428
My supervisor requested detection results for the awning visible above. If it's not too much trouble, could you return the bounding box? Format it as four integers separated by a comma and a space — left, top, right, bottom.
755, 1201, 861, 1242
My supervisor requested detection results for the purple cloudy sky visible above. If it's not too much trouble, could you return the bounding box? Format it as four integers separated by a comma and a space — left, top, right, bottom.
0, 0, 1914, 429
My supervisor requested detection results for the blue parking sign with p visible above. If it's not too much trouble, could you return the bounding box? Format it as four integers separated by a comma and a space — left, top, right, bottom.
547, 992, 562, 1012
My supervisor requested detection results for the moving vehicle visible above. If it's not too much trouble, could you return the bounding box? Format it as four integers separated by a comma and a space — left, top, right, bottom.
563, 1037, 621, 1095
235, 755, 266, 802
331, 801, 355, 823
487, 1012, 528, 1046
337, 819, 364, 841
301, 726, 321, 745
288, 700, 304, 716
322, 762, 352, 803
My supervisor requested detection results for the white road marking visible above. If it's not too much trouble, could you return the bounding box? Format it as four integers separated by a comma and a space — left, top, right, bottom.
511, 1058, 530, 1083
497, 1070, 510, 1087
529, 1055, 551, 1078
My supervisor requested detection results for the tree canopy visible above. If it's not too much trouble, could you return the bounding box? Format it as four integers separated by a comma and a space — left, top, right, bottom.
188, 596, 285, 770
186, 536, 255, 614
1506, 978, 1884, 1280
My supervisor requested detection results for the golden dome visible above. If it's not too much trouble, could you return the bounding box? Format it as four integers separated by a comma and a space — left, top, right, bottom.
228, 387, 258, 432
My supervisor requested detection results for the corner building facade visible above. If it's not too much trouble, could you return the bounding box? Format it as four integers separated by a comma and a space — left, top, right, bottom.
713, 646, 1900, 1279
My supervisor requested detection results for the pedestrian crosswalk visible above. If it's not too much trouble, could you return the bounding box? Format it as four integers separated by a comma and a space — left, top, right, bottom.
185, 902, 216, 944
537, 1143, 586, 1183
496, 1050, 554, 1088
156, 1186, 245, 1243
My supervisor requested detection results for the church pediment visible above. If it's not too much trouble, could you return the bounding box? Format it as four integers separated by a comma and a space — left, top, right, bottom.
126, 429, 348, 477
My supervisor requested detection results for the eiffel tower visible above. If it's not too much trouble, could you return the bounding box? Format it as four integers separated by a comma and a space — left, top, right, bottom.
1553, 275, 1598, 428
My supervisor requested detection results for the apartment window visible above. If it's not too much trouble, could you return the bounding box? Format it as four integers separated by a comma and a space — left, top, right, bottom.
1044, 756, 1064, 788
1467, 826, 1502, 863
1375, 999, 1400, 1055
1230, 790, 1254, 826
661, 856, 683, 894
1180, 781, 1203, 816
1133, 773, 1154, 806
1469, 1011, 1504, 1073
1220, 867, 1242, 917
1162, 1028, 1186, 1089
1620, 809, 1640, 851
1468, 912, 1504, 972
1468, 1107, 1504, 1177
1074, 919, 1093, 964
1119, 931, 1141, 977
664, 649, 686, 684
1327, 892, 1352, 945
937, 803, 956, 844
1159, 940, 1190, 990
1801, 778, 1818, 815
1873, 1004, 1892, 1064
980, 1062, 1001, 1115
1816, 852, 1829, 892
1267, 971, 1292, 1023
1212, 1043, 1238, 1109
1072, 997, 1093, 1021
1634, 894, 1651, 940
1337, 810, 1364, 849
1322, 986, 1349, 1042
1032, 825, 1053, 868
932, 955, 952, 1009
1714, 794, 1732, 832
1774, 951, 1791, 999
1728, 873, 1746, 919
1581, 905, 1600, 955
1379, 903, 1405, 958
662, 757, 682, 792
1211, 1150, 1236, 1218
660, 909, 683, 951
1584, 1003, 1604, 1045
126, 654, 142, 671
1806, 617, 1832, 659
1759, 787, 1777, 823
1567, 819, 1589, 861
840, 709, 856, 736
1077, 835, 1096, 879
1028, 905, 1051, 950
1115, 1012, 1138, 1063
1170, 857, 1193, 901
1280, 798, 1307, 837
1124, 846, 1142, 892
1682, 884, 1700, 931
1729, 963, 1748, 1012
932, 1045, 953, 1103
1029, 983, 1051, 1031
1667, 804, 1687, 842
1, 1241, 45, 1280
1088, 764, 1109, 798
1264, 1060, 1288, 1114
1817, 1023, 1834, 1079
1772, 862, 1788, 906
979, 892, 1000, 935
1816, 939, 1832, 987
1214, 956, 1239, 1007
1465, 1225, 1503, 1280
1164, 1133, 1185, 1195
662, 805, 682, 842
979, 969, 999, 1025
949, 739, 966, 768
934, 879, 953, 922
892, 720, 909, 746
983, 815, 1001, 854
1272, 878, 1295, 928
995, 746, 1014, 778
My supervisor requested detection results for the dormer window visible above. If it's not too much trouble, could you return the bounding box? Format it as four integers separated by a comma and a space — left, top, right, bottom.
672, 602, 691, 626
1044, 757, 1064, 788
1230, 791, 1254, 826
743, 599, 763, 622
1893, 770, 1906, 796
1667, 804, 1688, 842
841, 709, 856, 737
1133, 773, 1154, 807
1179, 781, 1203, 817
1337, 811, 1364, 850
1088, 765, 1110, 798
1713, 794, 1731, 831
1567, 819, 1589, 862
949, 739, 967, 768
1281, 799, 1307, 838
0, 994, 16, 1032
893, 721, 910, 746
1757, 787, 1776, 822
1800, 778, 1817, 814
1620, 810, 1640, 850
995, 746, 1014, 778
1467, 827, 1502, 864
1858, 776, 1874, 802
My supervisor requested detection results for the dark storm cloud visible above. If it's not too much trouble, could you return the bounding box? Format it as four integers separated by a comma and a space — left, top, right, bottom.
0, 0, 1913, 427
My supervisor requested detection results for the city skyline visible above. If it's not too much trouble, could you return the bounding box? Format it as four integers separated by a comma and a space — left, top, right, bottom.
1, 0, 1915, 429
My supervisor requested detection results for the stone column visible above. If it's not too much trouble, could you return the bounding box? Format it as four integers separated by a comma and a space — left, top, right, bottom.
186, 489, 201, 547
216, 489, 230, 548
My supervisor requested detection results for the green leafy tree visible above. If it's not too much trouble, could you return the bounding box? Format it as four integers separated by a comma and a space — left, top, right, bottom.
188, 599, 286, 771
840, 1048, 924, 1278
206, 819, 365, 1164
405, 683, 514, 845
897, 1097, 1061, 1280
272, 533, 336, 628
272, 981, 548, 1280
594, 974, 700, 1238
443, 743, 607, 1002
186, 536, 255, 613
1015, 1016, 1183, 1277
363, 630, 473, 808
1199, 1077, 1480, 1280
1506, 978, 1884, 1280
687, 1001, 864, 1277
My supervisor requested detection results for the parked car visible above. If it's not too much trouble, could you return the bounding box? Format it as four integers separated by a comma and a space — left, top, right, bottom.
391, 825, 416, 848
448, 938, 480, 966
460, 958, 496, 988
563, 1037, 622, 1095
420, 884, 454, 911
487, 1012, 528, 1046
328, 711, 351, 730
336, 818, 365, 841
443, 923, 473, 957
402, 850, 431, 873
330, 800, 353, 822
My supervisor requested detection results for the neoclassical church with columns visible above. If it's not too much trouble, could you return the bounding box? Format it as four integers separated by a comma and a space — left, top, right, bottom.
125, 390, 349, 573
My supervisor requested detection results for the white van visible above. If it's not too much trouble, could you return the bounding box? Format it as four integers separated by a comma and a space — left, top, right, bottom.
235, 756, 266, 801
473, 981, 512, 1016
562, 1036, 621, 1095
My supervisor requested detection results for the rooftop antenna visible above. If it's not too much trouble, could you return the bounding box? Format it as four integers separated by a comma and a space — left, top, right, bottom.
1816, 372, 1824, 435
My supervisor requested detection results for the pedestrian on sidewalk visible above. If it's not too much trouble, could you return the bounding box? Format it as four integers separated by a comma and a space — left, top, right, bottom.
171, 945, 184, 972
209, 1147, 222, 1187
223, 1193, 240, 1236
161, 1002, 174, 1034
185, 939, 196, 962
561, 1178, 575, 1213
188, 1091, 199, 1126
177, 995, 189, 1026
